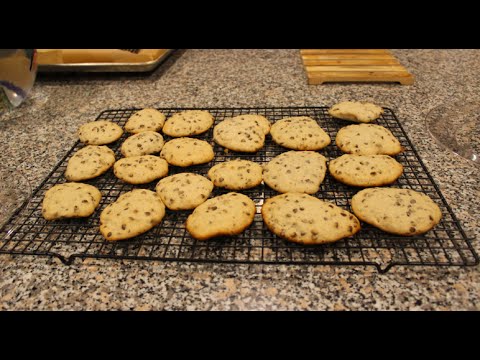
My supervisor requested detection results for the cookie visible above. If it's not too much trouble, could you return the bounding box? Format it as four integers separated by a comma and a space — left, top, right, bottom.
114, 155, 169, 184
156, 173, 213, 210
121, 131, 164, 157
328, 101, 384, 123
42, 183, 102, 220
207, 159, 263, 190
232, 114, 271, 135
65, 145, 115, 181
213, 118, 265, 152
186, 192, 255, 240
160, 138, 214, 167
329, 154, 403, 187
100, 189, 165, 241
78, 120, 123, 145
125, 108, 166, 134
263, 151, 327, 194
335, 124, 403, 155
270, 116, 331, 150
351, 188, 442, 236
262, 193, 361, 245
162, 110, 214, 137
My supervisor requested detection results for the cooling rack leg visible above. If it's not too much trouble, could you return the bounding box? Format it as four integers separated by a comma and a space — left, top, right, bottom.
377, 263, 394, 274
51, 253, 75, 265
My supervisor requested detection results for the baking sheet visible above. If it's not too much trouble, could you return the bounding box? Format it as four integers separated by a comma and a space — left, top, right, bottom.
37, 49, 175, 72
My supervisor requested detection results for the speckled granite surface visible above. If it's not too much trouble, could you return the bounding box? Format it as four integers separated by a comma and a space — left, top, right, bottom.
1, 49, 479, 310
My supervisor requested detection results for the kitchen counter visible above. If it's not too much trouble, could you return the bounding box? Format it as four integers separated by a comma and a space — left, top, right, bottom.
1, 49, 479, 310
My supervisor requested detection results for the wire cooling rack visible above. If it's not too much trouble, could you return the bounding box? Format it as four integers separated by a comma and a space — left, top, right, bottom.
0, 107, 478, 273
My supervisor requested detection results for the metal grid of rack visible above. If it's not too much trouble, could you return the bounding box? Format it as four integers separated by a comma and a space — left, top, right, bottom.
0, 107, 477, 273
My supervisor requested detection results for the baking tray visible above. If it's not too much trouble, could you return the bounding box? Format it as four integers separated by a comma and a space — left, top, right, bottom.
38, 49, 175, 72
0, 107, 478, 273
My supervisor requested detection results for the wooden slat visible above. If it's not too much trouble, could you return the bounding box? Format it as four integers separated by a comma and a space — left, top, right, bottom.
306, 65, 406, 72
307, 71, 414, 85
307, 71, 413, 79
300, 49, 390, 55
303, 58, 400, 66
302, 54, 395, 60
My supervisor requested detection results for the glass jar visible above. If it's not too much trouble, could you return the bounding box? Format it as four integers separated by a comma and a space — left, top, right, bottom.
0, 49, 38, 114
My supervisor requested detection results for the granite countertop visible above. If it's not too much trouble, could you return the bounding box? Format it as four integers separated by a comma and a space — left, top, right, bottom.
1, 49, 479, 310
